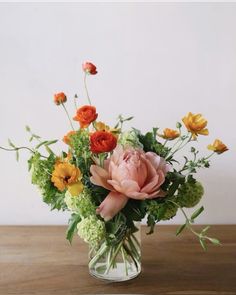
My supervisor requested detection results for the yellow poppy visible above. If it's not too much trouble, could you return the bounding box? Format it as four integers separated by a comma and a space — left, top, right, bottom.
158, 128, 180, 140
182, 112, 209, 139
51, 162, 82, 191
207, 139, 228, 154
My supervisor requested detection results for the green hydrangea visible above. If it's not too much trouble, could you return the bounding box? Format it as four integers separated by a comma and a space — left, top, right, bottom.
119, 130, 143, 148
161, 202, 178, 220
176, 181, 204, 208
64, 188, 96, 217
147, 200, 178, 221
77, 215, 105, 247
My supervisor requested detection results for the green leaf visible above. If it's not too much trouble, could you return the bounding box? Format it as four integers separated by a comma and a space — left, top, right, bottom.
201, 226, 210, 234
8, 139, 16, 148
152, 127, 158, 138
35, 141, 48, 149
32, 134, 41, 139
176, 223, 187, 236
208, 238, 221, 245
190, 206, 204, 222
16, 150, 19, 161
124, 116, 134, 121
66, 214, 81, 244
45, 140, 58, 146
200, 238, 207, 251
147, 214, 156, 235
25, 125, 31, 132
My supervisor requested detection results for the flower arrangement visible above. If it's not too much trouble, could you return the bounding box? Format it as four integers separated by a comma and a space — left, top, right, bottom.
0, 61, 228, 281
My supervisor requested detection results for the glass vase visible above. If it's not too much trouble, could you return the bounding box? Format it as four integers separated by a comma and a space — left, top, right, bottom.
88, 222, 141, 282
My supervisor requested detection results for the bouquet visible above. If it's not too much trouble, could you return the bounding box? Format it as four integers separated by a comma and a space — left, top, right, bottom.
0, 61, 228, 281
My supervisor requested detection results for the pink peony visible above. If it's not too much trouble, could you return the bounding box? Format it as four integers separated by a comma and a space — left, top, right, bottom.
90, 145, 170, 221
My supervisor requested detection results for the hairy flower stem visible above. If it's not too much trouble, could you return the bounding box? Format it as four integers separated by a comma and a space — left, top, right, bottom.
169, 134, 192, 158
61, 102, 75, 131
84, 73, 92, 105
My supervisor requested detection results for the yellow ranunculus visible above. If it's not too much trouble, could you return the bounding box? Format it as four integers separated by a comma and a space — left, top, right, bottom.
94, 121, 110, 131
94, 121, 120, 137
182, 112, 209, 139
68, 182, 84, 196
207, 139, 228, 154
158, 128, 180, 140
51, 162, 82, 191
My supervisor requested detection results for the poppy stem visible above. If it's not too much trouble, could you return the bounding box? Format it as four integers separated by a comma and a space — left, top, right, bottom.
84, 73, 92, 105
61, 103, 75, 131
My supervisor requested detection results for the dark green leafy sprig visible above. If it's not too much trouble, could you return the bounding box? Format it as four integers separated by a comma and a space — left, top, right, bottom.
178, 147, 212, 175
146, 198, 178, 234
138, 129, 170, 159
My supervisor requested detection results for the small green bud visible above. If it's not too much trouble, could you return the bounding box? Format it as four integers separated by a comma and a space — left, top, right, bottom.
190, 147, 196, 153
176, 122, 182, 129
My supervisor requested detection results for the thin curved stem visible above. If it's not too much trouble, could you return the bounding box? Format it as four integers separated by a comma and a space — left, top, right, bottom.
0, 146, 47, 158
61, 102, 74, 130
84, 73, 92, 105
168, 134, 192, 158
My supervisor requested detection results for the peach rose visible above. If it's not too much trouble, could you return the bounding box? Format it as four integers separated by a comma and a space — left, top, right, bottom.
90, 145, 170, 221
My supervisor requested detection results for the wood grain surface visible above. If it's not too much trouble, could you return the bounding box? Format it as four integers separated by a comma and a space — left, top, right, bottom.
0, 225, 235, 295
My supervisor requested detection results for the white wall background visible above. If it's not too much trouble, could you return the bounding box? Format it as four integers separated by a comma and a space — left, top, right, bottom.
0, 3, 235, 225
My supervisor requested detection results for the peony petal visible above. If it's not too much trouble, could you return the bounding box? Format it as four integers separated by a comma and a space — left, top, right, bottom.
110, 144, 124, 165
120, 179, 140, 195
90, 165, 113, 191
146, 189, 166, 199
97, 191, 128, 221
141, 175, 159, 194
107, 179, 122, 192
127, 191, 148, 200
145, 152, 161, 171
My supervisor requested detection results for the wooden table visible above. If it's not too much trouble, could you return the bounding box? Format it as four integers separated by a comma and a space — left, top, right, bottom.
0, 225, 235, 295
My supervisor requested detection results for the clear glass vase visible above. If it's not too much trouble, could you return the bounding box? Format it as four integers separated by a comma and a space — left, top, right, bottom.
88, 222, 141, 282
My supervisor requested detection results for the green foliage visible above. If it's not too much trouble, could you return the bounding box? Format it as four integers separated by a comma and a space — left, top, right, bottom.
28, 152, 66, 211
138, 129, 170, 159
180, 147, 211, 174
66, 213, 81, 244
146, 199, 178, 234
122, 199, 146, 222
70, 129, 92, 176
163, 171, 185, 197
190, 206, 204, 222
105, 212, 130, 245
